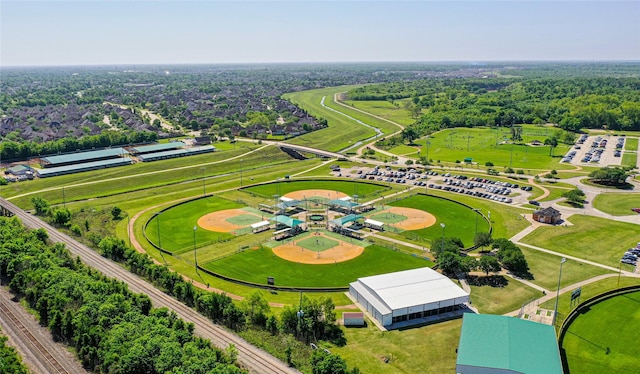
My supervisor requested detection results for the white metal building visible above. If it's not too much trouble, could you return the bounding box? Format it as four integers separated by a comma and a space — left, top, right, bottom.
349, 267, 469, 327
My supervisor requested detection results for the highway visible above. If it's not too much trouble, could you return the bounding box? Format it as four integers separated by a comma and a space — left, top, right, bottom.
0, 197, 297, 374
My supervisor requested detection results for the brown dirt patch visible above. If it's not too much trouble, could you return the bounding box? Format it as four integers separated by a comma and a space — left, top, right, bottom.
381, 207, 436, 230
197, 209, 262, 232
272, 234, 364, 264
283, 189, 348, 200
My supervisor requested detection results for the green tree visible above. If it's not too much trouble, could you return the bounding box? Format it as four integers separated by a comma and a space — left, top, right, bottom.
111, 206, 122, 220
474, 232, 493, 251
401, 127, 419, 144
589, 166, 630, 185
562, 188, 586, 207
478, 256, 501, 275
52, 208, 72, 227
544, 136, 559, 156
311, 350, 348, 374
31, 197, 49, 215
438, 252, 462, 274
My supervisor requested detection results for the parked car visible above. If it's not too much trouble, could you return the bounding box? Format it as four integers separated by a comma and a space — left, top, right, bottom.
529, 200, 540, 206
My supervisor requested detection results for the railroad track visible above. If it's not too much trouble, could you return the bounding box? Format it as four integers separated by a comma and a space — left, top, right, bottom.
0, 198, 295, 374
0, 299, 70, 374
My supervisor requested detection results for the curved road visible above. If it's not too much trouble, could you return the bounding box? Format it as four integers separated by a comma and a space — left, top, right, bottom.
0, 198, 297, 374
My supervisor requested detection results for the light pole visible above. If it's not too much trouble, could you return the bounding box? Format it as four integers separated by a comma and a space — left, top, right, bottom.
473, 208, 481, 238
193, 226, 198, 270
552, 257, 567, 327
440, 223, 446, 254
155, 212, 162, 249
296, 291, 304, 335
201, 167, 206, 196
240, 159, 244, 187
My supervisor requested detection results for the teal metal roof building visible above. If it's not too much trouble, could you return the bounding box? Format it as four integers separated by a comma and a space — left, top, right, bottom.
41, 148, 129, 167
456, 314, 562, 374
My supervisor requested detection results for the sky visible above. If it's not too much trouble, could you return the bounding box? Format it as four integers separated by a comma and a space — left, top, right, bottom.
1, 0, 639, 66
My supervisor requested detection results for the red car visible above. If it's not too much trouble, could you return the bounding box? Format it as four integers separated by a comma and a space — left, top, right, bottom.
632, 208, 640, 214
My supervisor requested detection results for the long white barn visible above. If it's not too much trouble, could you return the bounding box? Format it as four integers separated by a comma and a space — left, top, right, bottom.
349, 267, 470, 328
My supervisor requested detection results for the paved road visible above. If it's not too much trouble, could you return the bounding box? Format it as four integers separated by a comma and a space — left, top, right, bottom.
0, 198, 297, 374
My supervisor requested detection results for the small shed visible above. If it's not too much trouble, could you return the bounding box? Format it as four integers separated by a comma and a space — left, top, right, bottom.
364, 218, 384, 231
251, 221, 270, 233
533, 207, 561, 224
5, 165, 31, 176
342, 312, 365, 327
463, 157, 473, 164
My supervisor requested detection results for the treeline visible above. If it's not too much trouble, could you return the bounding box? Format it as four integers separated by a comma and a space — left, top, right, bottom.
0, 130, 157, 161
347, 77, 640, 133
0, 331, 31, 374
29, 199, 359, 373
0, 216, 243, 373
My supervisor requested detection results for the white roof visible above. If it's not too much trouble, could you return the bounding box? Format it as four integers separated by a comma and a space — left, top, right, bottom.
351, 267, 469, 314
365, 219, 384, 227
250, 221, 270, 229
280, 196, 294, 202
339, 196, 352, 201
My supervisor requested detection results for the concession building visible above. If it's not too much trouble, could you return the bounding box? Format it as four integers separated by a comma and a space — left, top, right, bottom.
349, 267, 470, 328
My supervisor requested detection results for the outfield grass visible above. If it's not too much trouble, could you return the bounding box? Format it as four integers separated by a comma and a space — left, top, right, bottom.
414, 127, 574, 170
520, 215, 640, 267
333, 319, 462, 373
242, 179, 390, 200
420, 190, 531, 239
592, 192, 640, 216
562, 291, 640, 374
387, 194, 489, 248
203, 245, 434, 287
146, 196, 241, 253
624, 137, 638, 151
468, 277, 542, 315
519, 246, 612, 290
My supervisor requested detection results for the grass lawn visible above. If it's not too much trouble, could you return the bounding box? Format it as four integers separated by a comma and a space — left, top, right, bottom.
387, 143, 420, 157
468, 277, 542, 315
414, 127, 574, 170
624, 137, 638, 151
387, 194, 489, 248
592, 192, 640, 216
333, 318, 462, 373
341, 98, 418, 127
519, 246, 612, 290
538, 185, 574, 202
520, 215, 640, 267
622, 152, 637, 167
242, 179, 389, 200
562, 291, 640, 374
283, 86, 380, 152
203, 245, 433, 288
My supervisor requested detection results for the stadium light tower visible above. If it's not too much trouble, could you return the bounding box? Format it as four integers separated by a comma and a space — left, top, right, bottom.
440, 223, 446, 253
193, 226, 198, 270
552, 257, 567, 326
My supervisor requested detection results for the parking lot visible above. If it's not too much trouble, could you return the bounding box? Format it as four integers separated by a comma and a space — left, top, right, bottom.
621, 242, 640, 268
333, 165, 534, 206
563, 134, 624, 166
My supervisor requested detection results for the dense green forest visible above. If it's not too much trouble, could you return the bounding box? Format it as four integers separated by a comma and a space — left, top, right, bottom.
347, 77, 640, 133
0, 331, 30, 374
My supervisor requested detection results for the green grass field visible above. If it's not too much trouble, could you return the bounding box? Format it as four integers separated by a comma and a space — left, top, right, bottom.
519, 246, 612, 290
342, 98, 418, 127
624, 137, 638, 151
468, 277, 541, 315
242, 179, 389, 200
282, 86, 379, 152
387, 194, 490, 248
593, 193, 640, 216
415, 127, 574, 170
370, 211, 407, 224
520, 215, 639, 267
621, 152, 637, 167
562, 291, 640, 374
203, 245, 433, 288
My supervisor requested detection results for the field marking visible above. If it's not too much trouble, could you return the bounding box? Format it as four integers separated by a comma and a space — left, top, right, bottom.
377, 207, 437, 230
272, 233, 364, 264
198, 209, 264, 232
